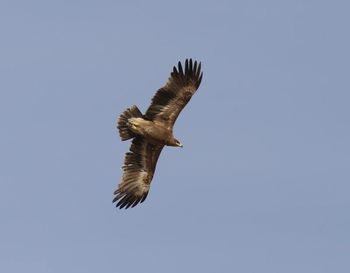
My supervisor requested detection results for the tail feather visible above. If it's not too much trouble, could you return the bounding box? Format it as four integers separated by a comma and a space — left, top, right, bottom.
117, 105, 143, 141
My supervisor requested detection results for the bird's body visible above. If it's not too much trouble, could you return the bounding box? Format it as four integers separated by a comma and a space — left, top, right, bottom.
113, 59, 203, 209
127, 117, 176, 146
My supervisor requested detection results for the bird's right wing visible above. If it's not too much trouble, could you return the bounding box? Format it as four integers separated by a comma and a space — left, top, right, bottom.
145, 59, 203, 128
113, 137, 164, 209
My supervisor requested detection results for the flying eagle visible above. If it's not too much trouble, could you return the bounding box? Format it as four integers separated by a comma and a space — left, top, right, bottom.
113, 59, 203, 209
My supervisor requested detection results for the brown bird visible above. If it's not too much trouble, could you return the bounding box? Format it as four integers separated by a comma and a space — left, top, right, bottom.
113, 59, 203, 209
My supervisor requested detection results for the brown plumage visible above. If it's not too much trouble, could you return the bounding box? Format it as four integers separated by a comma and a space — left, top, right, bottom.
113, 59, 203, 209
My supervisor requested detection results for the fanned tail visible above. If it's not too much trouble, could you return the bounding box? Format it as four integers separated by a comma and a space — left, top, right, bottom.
117, 105, 143, 141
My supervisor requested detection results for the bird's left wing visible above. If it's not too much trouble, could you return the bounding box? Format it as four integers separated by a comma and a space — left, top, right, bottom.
113, 137, 164, 209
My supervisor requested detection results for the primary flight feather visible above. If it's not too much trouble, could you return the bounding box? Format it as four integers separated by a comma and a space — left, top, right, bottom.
113, 59, 203, 209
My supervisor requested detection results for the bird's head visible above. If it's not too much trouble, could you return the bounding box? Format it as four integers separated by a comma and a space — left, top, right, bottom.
175, 139, 183, 148
169, 138, 183, 148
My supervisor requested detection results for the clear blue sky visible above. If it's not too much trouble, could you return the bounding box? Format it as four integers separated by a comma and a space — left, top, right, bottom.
1, 1, 349, 272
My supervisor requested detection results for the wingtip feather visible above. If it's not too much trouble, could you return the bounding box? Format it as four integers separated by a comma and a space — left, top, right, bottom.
178, 61, 183, 75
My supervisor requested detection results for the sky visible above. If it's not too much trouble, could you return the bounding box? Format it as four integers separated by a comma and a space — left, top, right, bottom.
1, 0, 349, 272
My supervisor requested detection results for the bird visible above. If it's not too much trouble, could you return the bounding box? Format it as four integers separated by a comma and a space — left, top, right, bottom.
113, 59, 203, 209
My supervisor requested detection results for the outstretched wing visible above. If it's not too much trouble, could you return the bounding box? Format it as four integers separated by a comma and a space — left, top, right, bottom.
145, 59, 203, 128
113, 137, 164, 209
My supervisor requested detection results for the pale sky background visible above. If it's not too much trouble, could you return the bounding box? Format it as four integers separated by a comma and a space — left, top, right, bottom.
1, 1, 349, 272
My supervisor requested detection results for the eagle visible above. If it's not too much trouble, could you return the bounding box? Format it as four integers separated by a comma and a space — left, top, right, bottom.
113, 59, 203, 209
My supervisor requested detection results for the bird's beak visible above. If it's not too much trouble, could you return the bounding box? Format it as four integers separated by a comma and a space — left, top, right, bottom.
178, 143, 183, 148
